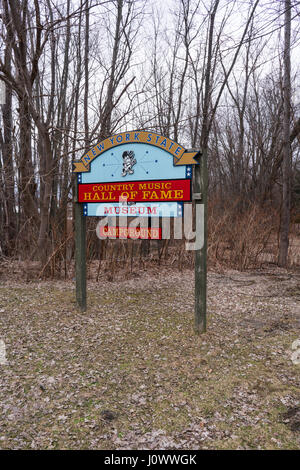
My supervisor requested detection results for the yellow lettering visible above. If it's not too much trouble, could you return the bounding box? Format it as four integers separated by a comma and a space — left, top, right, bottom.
160, 190, 172, 200
174, 190, 183, 199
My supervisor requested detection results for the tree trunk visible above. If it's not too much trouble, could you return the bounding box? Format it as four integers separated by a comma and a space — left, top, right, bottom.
18, 95, 37, 223
0, 45, 16, 254
278, 0, 291, 267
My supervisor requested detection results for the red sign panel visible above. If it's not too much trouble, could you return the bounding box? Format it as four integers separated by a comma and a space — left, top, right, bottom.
78, 179, 191, 203
98, 225, 161, 239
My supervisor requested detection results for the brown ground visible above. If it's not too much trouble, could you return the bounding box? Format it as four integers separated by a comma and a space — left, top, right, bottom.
0, 265, 299, 449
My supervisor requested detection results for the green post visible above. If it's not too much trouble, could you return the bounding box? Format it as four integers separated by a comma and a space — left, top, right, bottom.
75, 182, 87, 311
194, 149, 207, 334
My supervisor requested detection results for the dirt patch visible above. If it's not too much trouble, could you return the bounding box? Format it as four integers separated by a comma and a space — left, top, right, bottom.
281, 407, 300, 433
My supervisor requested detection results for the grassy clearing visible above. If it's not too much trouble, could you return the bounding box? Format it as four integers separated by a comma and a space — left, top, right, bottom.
0, 267, 299, 449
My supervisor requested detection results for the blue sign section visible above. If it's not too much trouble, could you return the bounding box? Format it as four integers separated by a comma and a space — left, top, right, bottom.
81, 143, 191, 184
83, 202, 183, 218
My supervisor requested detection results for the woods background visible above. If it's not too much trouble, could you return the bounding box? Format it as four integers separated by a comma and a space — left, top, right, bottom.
0, 0, 300, 278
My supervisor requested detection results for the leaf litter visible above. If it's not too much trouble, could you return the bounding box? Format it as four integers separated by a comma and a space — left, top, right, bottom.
0, 265, 299, 449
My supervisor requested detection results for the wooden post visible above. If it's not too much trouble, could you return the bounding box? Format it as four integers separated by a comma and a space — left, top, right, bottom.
75, 182, 87, 311
194, 149, 207, 334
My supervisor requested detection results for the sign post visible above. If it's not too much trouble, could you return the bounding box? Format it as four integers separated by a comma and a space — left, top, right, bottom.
75, 183, 86, 311
194, 149, 207, 334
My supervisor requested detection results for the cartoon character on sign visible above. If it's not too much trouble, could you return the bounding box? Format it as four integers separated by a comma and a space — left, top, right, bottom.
122, 150, 136, 177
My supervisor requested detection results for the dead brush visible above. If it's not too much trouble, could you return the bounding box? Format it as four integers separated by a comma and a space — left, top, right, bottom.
287, 229, 300, 267
208, 199, 279, 270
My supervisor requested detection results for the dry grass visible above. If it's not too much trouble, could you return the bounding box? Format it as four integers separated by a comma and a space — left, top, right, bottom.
0, 266, 299, 449
3, 201, 299, 280
207, 200, 300, 270
207, 200, 279, 270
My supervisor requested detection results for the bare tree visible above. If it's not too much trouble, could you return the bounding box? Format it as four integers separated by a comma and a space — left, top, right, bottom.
278, 0, 292, 267
0, 24, 15, 255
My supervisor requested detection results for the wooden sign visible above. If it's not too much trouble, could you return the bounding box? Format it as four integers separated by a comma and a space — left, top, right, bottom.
73, 130, 206, 337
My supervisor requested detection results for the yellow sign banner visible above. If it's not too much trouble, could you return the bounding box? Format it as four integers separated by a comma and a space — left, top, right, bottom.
73, 131, 200, 172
